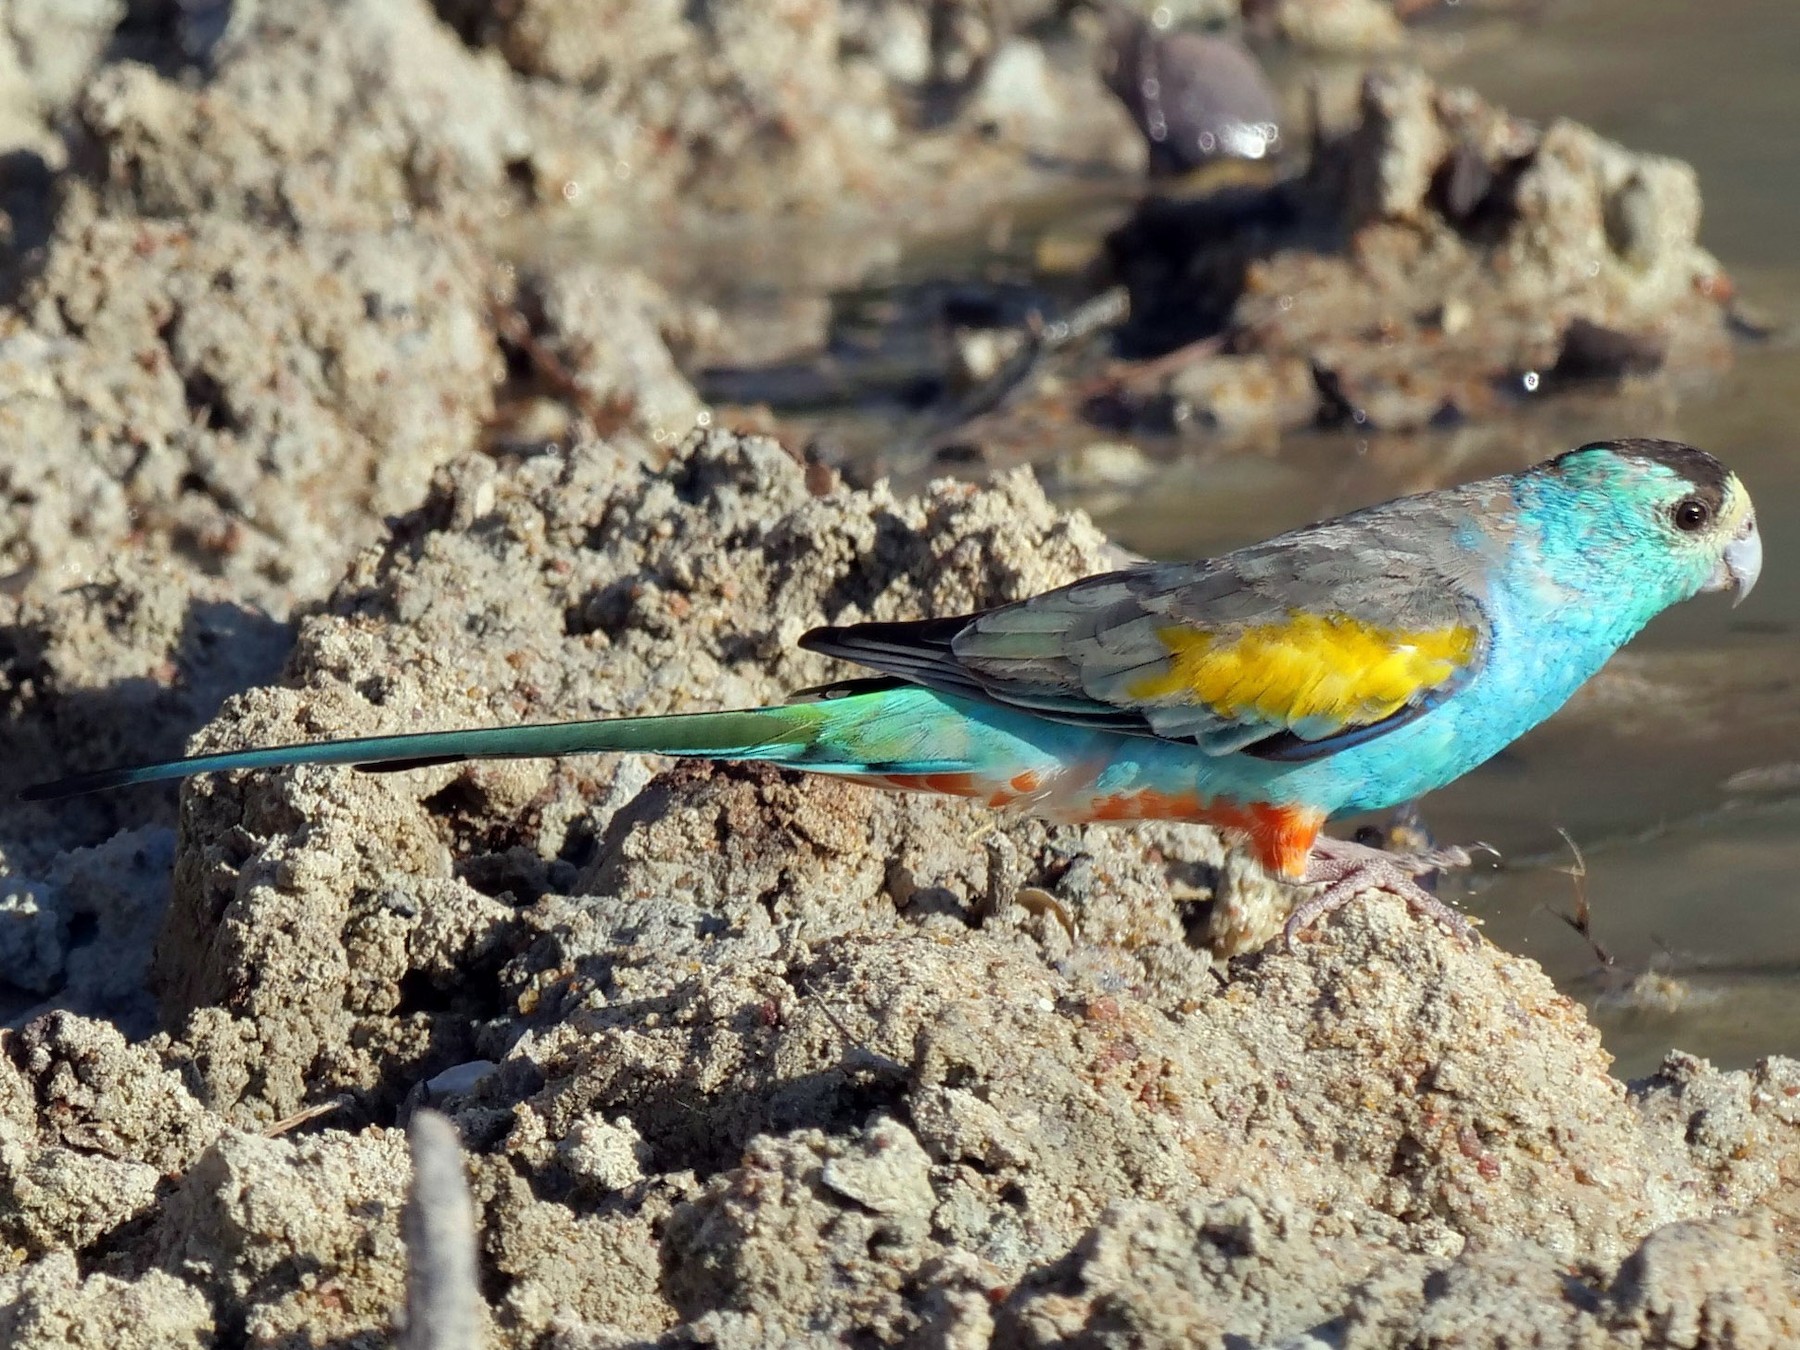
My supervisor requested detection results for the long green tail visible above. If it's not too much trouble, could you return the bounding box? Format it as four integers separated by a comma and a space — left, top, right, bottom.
19, 699, 890, 803
16, 682, 1029, 803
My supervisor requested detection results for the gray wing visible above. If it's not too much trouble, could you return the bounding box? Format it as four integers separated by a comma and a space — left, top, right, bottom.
800, 486, 1503, 760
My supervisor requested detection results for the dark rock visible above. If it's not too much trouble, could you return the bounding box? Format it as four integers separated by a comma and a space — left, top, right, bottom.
1103, 11, 1282, 175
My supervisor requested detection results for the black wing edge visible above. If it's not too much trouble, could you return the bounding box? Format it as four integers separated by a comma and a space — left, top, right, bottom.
799, 614, 1158, 736
797, 615, 984, 697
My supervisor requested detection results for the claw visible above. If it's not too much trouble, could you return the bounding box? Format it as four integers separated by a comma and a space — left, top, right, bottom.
1283, 834, 1481, 953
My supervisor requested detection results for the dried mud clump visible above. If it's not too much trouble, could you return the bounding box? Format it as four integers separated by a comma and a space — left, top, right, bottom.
3, 432, 1795, 1345
74, 0, 536, 234
1116, 69, 1732, 436
0, 203, 502, 615
76, 0, 1136, 237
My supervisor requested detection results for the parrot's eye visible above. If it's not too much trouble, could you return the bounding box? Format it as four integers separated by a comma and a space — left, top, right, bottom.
1672, 497, 1711, 532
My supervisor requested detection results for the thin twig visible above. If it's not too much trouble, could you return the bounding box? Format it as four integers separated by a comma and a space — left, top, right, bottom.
797, 976, 908, 1079
1550, 827, 1611, 966
910, 287, 1132, 455
399, 1110, 483, 1350
263, 1097, 344, 1137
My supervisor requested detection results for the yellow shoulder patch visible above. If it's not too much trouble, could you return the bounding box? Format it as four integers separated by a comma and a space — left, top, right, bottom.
1128, 611, 1477, 728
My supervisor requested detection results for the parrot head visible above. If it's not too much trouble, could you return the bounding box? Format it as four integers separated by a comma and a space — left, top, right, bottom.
1525, 438, 1761, 611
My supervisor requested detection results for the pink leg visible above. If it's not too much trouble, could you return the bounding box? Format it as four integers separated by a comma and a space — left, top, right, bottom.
1283, 834, 1479, 952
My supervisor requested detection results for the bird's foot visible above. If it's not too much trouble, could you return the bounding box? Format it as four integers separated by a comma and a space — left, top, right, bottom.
1283, 834, 1480, 952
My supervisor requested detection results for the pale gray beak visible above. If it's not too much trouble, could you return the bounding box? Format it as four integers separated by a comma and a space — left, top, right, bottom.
1710, 513, 1761, 606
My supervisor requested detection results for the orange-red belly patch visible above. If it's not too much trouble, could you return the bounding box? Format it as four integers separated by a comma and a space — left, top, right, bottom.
846, 771, 1323, 880
1078, 791, 1323, 879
